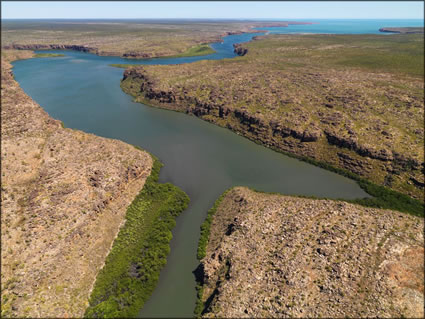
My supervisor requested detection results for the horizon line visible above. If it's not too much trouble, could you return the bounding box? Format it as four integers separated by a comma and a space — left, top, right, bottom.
2, 18, 424, 20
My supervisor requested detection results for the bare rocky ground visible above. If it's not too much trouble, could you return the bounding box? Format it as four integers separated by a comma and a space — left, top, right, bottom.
199, 187, 424, 318
1, 50, 153, 317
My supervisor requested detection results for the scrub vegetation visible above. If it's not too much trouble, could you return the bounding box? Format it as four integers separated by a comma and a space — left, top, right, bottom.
120, 33, 424, 201
1, 50, 153, 318
197, 190, 231, 261
108, 43, 215, 67
85, 158, 189, 318
165, 44, 215, 58
194, 188, 232, 317
270, 151, 424, 217
1, 19, 295, 58
194, 181, 423, 317
195, 187, 424, 318
34, 53, 65, 58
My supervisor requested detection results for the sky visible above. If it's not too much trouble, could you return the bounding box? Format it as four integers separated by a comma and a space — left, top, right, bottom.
1, 1, 424, 20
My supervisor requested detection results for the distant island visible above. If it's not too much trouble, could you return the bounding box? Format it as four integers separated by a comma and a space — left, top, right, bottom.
379, 27, 424, 34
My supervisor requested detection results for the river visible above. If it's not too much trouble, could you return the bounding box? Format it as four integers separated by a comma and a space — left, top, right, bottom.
11, 19, 421, 317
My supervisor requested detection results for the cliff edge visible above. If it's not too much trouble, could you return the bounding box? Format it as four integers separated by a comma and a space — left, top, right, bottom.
120, 34, 424, 200
197, 187, 424, 318
1, 51, 153, 317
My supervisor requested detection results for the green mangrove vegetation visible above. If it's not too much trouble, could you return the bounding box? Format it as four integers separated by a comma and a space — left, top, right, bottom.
256, 142, 424, 217
109, 44, 215, 68
266, 144, 425, 218
194, 188, 232, 316
109, 64, 134, 68
194, 179, 423, 315
84, 156, 189, 318
121, 74, 424, 218
197, 189, 232, 261
164, 44, 215, 58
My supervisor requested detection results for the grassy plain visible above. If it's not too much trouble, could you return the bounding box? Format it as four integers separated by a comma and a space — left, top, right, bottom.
121, 33, 424, 200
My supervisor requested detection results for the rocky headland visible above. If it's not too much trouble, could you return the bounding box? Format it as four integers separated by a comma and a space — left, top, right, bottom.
197, 187, 424, 318
2, 43, 98, 54
1, 50, 153, 317
379, 27, 424, 34
120, 33, 424, 200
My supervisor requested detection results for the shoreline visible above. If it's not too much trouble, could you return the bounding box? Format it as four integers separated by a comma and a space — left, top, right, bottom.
1, 30, 262, 60
5, 26, 420, 318
1, 21, 314, 60
85, 157, 190, 317
119, 68, 423, 217
379, 27, 424, 34
194, 186, 424, 317
1, 50, 188, 317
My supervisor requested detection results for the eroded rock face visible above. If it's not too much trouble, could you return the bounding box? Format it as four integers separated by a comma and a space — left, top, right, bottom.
233, 43, 248, 56
122, 51, 152, 59
1, 51, 153, 318
199, 187, 424, 318
120, 43, 424, 200
3, 44, 154, 60
3, 44, 99, 54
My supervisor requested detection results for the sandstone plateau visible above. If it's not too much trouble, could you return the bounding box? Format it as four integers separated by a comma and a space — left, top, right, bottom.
1, 20, 312, 60
198, 187, 424, 318
120, 34, 424, 200
1, 50, 153, 317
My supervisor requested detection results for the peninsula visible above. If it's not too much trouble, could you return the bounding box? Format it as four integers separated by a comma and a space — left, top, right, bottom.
196, 187, 424, 318
379, 27, 424, 34
1, 50, 188, 318
1, 19, 312, 59
121, 33, 424, 201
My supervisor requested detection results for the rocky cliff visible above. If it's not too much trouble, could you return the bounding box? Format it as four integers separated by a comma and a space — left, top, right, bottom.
2, 43, 154, 59
233, 43, 248, 56
2, 21, 314, 60
1, 51, 153, 317
197, 187, 424, 318
121, 55, 424, 200
3, 44, 98, 54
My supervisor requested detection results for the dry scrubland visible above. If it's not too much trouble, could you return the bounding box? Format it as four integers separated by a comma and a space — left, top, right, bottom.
121, 34, 424, 199
1, 22, 424, 318
1, 20, 303, 58
197, 187, 424, 318
1, 50, 153, 317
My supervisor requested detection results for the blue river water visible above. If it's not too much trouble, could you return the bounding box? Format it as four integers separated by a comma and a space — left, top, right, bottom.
11, 19, 422, 318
